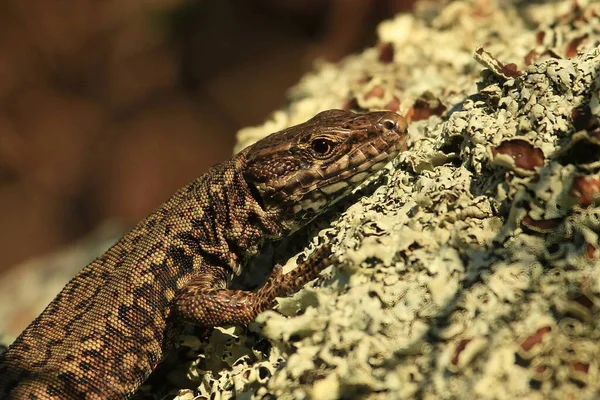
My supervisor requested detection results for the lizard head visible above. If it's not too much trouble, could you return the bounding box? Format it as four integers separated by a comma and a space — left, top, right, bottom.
243, 109, 408, 231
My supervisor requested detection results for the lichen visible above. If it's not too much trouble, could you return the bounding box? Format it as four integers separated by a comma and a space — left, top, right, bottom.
187, 0, 600, 399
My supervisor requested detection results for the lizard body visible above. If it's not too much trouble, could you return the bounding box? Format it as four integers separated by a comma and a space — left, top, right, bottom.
0, 109, 408, 399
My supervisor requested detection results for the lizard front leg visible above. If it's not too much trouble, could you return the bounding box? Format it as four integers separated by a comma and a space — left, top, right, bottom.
175, 245, 333, 327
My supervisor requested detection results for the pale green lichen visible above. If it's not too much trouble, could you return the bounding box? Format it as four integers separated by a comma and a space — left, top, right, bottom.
188, 0, 600, 399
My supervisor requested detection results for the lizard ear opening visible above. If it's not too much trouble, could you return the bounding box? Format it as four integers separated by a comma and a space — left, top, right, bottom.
247, 181, 266, 210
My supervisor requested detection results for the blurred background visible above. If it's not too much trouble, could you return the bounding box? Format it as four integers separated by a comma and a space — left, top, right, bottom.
0, 0, 416, 273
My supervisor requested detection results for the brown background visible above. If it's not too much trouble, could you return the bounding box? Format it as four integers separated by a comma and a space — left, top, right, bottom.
0, 0, 415, 272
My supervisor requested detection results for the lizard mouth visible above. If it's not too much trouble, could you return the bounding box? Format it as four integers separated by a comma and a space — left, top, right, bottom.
247, 181, 267, 210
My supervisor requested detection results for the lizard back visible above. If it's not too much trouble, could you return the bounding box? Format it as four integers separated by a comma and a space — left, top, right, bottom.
0, 158, 275, 398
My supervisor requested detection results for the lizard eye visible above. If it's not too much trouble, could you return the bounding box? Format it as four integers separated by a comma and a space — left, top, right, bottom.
311, 138, 335, 157
382, 119, 397, 130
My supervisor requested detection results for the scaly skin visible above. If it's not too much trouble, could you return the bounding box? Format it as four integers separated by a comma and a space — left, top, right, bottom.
0, 109, 408, 399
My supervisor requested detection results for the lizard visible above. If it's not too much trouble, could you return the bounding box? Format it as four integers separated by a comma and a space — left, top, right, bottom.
0, 109, 408, 399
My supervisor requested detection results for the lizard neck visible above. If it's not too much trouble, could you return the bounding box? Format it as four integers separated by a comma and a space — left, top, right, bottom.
220, 154, 285, 259
171, 153, 284, 277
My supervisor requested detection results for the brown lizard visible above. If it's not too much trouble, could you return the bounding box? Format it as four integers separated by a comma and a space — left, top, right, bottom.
0, 109, 408, 399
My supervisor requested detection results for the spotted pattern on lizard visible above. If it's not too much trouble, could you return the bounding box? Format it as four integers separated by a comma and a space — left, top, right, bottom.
0, 109, 408, 399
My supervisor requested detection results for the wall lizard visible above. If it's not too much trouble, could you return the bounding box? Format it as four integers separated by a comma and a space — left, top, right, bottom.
0, 109, 408, 399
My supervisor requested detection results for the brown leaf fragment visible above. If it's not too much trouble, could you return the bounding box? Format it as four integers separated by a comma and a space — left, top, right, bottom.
501, 63, 521, 78
565, 33, 589, 58
385, 96, 400, 112
520, 326, 551, 353
570, 175, 600, 207
536, 30, 546, 45
531, 361, 553, 382
491, 139, 545, 170
451, 338, 472, 367
521, 215, 562, 233
475, 47, 523, 79
534, 364, 548, 375
406, 95, 446, 122
525, 49, 564, 65
365, 85, 385, 100
571, 361, 590, 374
378, 42, 395, 64
524, 49, 539, 66
585, 243, 596, 259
